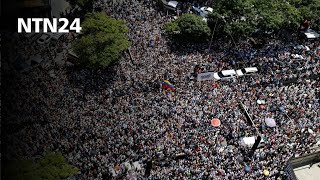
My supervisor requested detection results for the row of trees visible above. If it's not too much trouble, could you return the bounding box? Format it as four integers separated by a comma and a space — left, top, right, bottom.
164, 14, 211, 41
71, 0, 319, 66
72, 0, 319, 67
165, 0, 320, 41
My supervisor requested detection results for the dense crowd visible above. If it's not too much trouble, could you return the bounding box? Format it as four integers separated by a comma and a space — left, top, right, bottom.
7, 31, 74, 72
3, 0, 320, 179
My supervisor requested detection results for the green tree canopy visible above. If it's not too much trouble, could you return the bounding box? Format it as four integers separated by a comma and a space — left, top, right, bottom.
164, 14, 211, 41
4, 152, 79, 180
206, 0, 320, 38
72, 12, 131, 67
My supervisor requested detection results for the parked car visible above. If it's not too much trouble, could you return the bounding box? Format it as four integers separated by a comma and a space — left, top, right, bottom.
236, 67, 258, 76
37, 33, 52, 44
51, 32, 65, 41
303, 29, 319, 39
192, 6, 213, 22
24, 32, 42, 42
163, 0, 178, 11
200, 7, 213, 15
213, 69, 237, 80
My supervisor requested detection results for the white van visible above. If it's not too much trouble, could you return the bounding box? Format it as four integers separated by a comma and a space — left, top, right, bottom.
236, 67, 258, 76
213, 69, 237, 80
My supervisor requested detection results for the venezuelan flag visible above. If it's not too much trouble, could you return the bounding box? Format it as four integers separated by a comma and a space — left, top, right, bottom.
162, 80, 175, 91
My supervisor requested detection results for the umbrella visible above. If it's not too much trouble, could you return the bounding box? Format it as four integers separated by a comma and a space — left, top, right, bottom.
263, 170, 270, 176
211, 118, 221, 127
265, 118, 276, 127
308, 128, 314, 134
257, 99, 266, 105
244, 166, 251, 172
149, 40, 155, 47
279, 106, 285, 112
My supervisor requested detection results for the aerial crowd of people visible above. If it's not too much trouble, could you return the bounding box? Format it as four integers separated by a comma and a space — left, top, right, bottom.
3, 0, 320, 179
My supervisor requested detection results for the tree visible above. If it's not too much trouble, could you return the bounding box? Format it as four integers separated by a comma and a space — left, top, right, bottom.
206, 0, 320, 38
207, 0, 258, 38
296, 0, 320, 18
164, 14, 211, 41
254, 0, 302, 32
164, 21, 180, 34
72, 12, 131, 67
4, 152, 79, 180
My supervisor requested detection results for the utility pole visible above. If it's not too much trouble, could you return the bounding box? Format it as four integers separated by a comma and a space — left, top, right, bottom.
239, 102, 256, 127
208, 15, 237, 52
220, 16, 237, 48
239, 102, 262, 159
208, 18, 219, 52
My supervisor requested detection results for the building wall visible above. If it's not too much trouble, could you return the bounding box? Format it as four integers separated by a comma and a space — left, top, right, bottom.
285, 151, 320, 180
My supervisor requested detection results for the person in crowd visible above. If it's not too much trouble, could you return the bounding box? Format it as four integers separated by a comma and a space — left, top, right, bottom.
5, 0, 320, 179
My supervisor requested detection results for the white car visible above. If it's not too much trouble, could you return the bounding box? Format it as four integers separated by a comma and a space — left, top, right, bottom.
167, 1, 178, 8
200, 7, 213, 15
37, 33, 52, 44
236, 67, 258, 76
213, 69, 237, 80
304, 29, 319, 39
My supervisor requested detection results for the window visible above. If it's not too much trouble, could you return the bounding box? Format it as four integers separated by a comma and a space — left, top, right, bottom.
218, 72, 231, 78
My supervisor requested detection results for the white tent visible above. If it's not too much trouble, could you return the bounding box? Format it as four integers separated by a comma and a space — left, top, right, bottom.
240, 136, 265, 147
240, 136, 256, 146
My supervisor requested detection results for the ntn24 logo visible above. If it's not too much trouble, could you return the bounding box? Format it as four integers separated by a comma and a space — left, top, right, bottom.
18, 18, 81, 33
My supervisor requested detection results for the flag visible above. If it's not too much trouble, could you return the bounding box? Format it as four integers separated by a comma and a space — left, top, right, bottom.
162, 80, 175, 91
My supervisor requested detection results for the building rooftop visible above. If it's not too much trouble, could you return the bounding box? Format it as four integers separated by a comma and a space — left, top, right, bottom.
293, 162, 320, 180
286, 150, 320, 180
